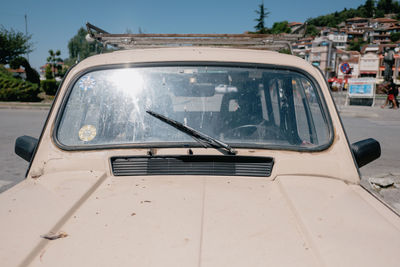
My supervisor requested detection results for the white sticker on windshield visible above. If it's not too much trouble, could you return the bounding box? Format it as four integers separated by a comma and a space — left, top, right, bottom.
78, 125, 97, 141
79, 75, 96, 91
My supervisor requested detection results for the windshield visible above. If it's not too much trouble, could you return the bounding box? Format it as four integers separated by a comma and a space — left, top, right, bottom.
56, 65, 331, 150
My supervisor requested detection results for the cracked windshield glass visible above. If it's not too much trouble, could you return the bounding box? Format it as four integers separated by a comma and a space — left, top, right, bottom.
57, 66, 330, 149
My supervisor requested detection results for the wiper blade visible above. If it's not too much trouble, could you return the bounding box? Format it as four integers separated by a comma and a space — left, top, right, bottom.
146, 110, 236, 155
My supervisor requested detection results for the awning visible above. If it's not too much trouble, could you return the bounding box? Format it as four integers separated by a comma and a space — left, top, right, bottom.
328, 77, 348, 83
379, 67, 400, 70
360, 71, 377, 74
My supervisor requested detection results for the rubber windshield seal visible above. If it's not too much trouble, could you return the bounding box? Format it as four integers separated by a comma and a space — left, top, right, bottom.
53, 61, 334, 152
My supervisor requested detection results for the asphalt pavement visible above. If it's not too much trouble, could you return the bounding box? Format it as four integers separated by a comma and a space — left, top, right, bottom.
0, 108, 49, 191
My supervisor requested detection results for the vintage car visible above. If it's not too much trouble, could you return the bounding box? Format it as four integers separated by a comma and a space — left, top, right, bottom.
1, 31, 400, 266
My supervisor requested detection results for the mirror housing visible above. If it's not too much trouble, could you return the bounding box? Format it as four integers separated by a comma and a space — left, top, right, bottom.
174, 84, 215, 97
351, 138, 381, 168
15, 135, 38, 162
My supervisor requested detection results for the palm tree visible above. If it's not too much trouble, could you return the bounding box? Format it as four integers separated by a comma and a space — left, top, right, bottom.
47, 49, 62, 78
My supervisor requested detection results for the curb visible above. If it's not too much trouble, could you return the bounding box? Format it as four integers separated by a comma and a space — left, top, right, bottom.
0, 102, 51, 110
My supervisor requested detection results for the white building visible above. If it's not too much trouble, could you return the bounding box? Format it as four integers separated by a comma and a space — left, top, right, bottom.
327, 33, 348, 50
359, 46, 380, 78
310, 38, 336, 78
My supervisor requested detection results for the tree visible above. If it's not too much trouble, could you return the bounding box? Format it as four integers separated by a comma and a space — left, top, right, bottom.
9, 57, 40, 86
347, 38, 367, 52
67, 27, 102, 63
0, 65, 41, 102
45, 65, 53, 80
365, 0, 376, 17
270, 21, 291, 34
306, 0, 381, 29
46, 49, 62, 78
254, 2, 270, 34
0, 26, 33, 64
376, 0, 398, 14
375, 9, 385, 17
390, 32, 400, 42
305, 24, 319, 37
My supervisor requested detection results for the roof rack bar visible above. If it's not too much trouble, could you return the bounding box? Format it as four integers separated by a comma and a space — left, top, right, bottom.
85, 22, 297, 54
92, 33, 298, 38
86, 22, 109, 35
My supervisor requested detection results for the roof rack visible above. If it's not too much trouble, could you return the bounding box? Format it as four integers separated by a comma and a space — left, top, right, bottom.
86, 22, 301, 54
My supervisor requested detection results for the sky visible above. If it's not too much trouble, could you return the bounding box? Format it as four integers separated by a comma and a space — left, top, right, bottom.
1, 0, 366, 70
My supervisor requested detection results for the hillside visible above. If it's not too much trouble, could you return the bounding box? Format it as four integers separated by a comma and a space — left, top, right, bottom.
307, 0, 400, 28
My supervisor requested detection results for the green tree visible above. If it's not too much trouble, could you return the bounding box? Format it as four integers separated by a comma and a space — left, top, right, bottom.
364, 0, 376, 17
254, 2, 270, 34
271, 21, 291, 34
46, 49, 62, 78
0, 65, 41, 102
45, 65, 53, 80
390, 32, 400, 42
9, 57, 40, 86
347, 38, 367, 52
305, 24, 319, 36
278, 48, 291, 54
375, 9, 385, 17
306, 0, 380, 29
376, 0, 399, 14
0, 26, 33, 64
67, 27, 102, 62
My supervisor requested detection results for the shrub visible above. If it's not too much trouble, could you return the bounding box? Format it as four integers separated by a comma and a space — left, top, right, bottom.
10, 57, 40, 86
0, 66, 41, 101
41, 79, 58, 96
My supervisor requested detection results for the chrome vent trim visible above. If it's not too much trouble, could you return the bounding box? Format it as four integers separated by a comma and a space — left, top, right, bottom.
111, 155, 273, 177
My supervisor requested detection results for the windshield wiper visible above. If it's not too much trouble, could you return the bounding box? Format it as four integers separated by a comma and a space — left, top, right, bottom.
146, 110, 236, 155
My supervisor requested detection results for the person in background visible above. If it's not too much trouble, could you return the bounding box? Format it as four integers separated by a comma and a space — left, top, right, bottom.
381, 79, 398, 109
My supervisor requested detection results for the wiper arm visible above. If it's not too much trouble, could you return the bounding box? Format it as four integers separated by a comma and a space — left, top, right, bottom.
146, 110, 236, 155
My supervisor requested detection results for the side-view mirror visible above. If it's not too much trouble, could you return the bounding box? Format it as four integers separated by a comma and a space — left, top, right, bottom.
15, 136, 38, 162
351, 138, 381, 168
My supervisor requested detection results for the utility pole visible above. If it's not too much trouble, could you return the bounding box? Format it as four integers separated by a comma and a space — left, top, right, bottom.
25, 14, 29, 61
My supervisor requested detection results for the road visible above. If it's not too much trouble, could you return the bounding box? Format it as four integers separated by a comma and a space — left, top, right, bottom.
0, 106, 399, 210
0, 109, 48, 192
339, 105, 400, 177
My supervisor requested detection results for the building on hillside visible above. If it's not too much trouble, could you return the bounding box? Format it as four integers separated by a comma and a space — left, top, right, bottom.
310, 38, 337, 78
386, 25, 400, 34
371, 18, 398, 29
338, 22, 346, 29
370, 28, 391, 44
345, 17, 370, 26
359, 45, 380, 78
319, 27, 348, 49
346, 30, 364, 42
336, 50, 360, 82
288, 22, 304, 33
327, 31, 348, 49
292, 37, 313, 61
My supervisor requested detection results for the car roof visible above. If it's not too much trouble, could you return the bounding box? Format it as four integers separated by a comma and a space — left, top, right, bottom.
76, 47, 318, 75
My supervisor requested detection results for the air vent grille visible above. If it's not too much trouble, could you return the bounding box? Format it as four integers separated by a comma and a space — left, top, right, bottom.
111, 155, 273, 177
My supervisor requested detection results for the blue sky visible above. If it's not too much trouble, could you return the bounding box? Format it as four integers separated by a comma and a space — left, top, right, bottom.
1, 0, 366, 70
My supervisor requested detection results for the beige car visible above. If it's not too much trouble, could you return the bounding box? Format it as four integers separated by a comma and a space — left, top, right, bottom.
2, 45, 400, 267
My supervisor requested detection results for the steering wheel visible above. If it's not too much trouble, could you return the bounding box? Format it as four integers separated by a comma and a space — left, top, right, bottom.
224, 121, 283, 140
224, 124, 259, 138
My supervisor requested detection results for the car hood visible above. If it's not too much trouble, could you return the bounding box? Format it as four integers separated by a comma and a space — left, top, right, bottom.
1, 172, 400, 267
